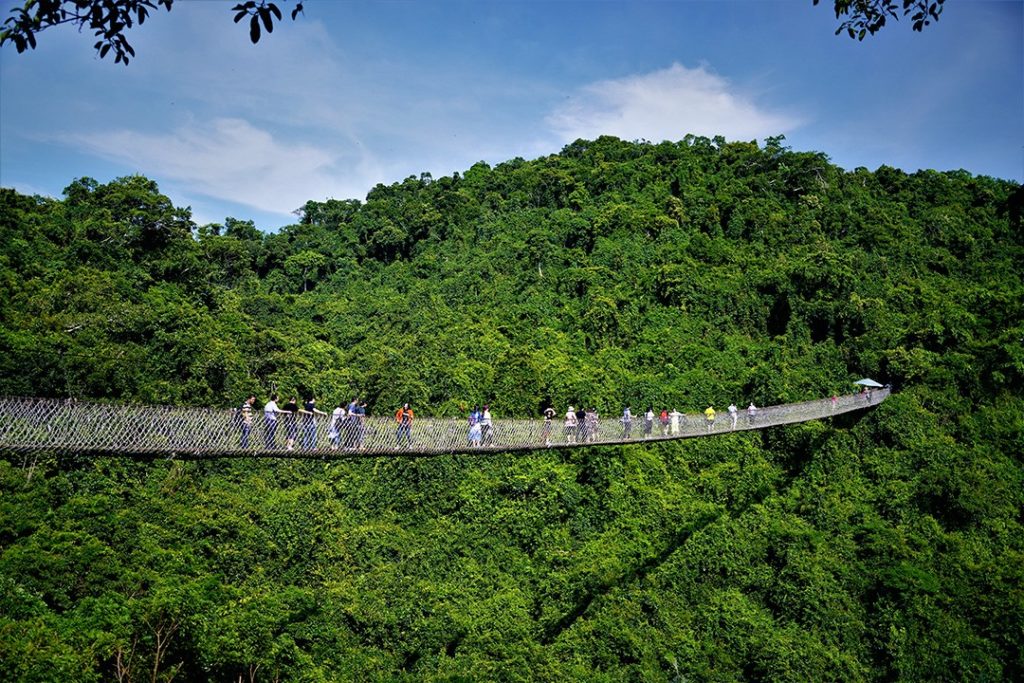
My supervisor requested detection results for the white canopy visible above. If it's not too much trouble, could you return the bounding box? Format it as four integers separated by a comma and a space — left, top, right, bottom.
853, 378, 884, 388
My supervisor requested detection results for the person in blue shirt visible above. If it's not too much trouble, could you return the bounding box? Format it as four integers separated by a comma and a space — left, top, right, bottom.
621, 407, 633, 438
345, 398, 360, 448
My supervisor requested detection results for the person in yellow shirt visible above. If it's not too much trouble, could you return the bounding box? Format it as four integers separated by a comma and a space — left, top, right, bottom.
704, 405, 716, 432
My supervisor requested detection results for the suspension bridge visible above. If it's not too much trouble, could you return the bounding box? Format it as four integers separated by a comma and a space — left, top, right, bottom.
0, 389, 888, 459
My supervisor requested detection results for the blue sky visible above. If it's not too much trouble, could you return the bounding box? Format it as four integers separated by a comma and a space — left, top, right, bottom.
1, 0, 1020, 231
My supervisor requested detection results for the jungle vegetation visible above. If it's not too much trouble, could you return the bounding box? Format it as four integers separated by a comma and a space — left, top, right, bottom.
0, 135, 1021, 681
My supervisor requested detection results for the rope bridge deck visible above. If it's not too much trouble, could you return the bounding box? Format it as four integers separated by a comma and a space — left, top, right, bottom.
0, 390, 888, 459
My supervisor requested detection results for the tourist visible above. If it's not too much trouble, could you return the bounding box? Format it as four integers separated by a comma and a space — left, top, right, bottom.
354, 402, 368, 449
263, 393, 284, 449
467, 406, 480, 447
644, 408, 654, 438
282, 397, 300, 450
621, 406, 633, 438
747, 402, 758, 426
395, 403, 414, 447
345, 397, 360, 449
301, 396, 328, 449
728, 403, 738, 430
585, 407, 599, 442
669, 408, 682, 435
328, 401, 346, 450
542, 406, 556, 446
481, 404, 494, 446
704, 405, 716, 432
565, 406, 578, 444
239, 394, 255, 449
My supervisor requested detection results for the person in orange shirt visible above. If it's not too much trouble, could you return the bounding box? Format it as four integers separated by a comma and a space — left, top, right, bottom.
395, 403, 414, 446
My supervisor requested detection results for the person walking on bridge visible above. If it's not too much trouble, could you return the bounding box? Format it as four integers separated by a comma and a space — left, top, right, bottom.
283, 397, 300, 451
395, 403, 414, 447
467, 406, 481, 447
669, 408, 682, 435
565, 406, 578, 444
239, 395, 255, 449
354, 401, 368, 449
542, 406, 556, 446
481, 405, 494, 446
704, 405, 716, 433
728, 403, 738, 430
469, 420, 482, 447
344, 398, 360, 449
263, 393, 285, 449
585, 407, 599, 442
329, 401, 346, 450
621, 406, 633, 438
301, 396, 328, 449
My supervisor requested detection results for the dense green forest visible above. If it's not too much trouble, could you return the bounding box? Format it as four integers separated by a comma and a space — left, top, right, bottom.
1, 135, 1021, 681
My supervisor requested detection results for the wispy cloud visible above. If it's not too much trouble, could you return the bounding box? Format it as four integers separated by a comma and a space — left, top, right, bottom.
59, 118, 380, 217
547, 63, 803, 143
35, 6, 552, 219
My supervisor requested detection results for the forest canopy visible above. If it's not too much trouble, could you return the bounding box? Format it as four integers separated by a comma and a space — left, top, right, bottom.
0, 135, 1021, 681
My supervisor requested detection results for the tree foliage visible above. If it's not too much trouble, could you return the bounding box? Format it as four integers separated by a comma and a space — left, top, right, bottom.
0, 137, 1021, 680
1, 0, 946, 64
814, 0, 946, 40
0, 0, 303, 64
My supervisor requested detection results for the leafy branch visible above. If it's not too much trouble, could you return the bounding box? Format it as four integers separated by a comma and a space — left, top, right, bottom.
815, 0, 946, 40
0, 0, 303, 64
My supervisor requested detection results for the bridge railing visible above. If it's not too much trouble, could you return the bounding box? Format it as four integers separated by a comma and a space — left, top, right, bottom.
0, 389, 888, 458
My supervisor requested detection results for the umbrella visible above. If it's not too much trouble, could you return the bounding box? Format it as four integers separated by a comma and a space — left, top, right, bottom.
853, 378, 883, 388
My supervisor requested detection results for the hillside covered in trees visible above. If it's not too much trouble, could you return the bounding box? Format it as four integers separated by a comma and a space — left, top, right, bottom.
1, 136, 1021, 681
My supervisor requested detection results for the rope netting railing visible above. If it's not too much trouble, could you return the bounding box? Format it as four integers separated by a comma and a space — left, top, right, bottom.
0, 389, 888, 459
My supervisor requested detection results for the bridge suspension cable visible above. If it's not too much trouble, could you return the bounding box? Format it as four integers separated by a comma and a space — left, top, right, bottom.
0, 390, 888, 459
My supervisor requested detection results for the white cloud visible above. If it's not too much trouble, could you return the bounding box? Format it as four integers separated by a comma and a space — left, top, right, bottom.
547, 63, 803, 143
59, 118, 383, 218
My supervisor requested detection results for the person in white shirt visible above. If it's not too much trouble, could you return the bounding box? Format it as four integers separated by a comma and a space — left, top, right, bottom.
669, 409, 682, 435
728, 403, 738, 430
329, 402, 346, 450
565, 407, 578, 444
263, 393, 284, 449
481, 405, 494, 446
